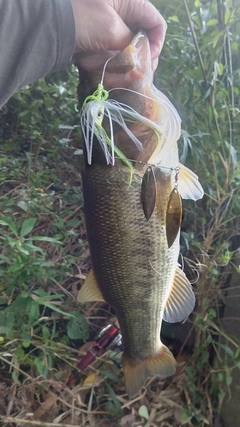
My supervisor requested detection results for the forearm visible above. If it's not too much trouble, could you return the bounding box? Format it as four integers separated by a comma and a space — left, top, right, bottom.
0, 0, 75, 108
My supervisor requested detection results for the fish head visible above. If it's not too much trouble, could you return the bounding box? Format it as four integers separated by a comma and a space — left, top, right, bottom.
76, 32, 153, 95
76, 32, 161, 165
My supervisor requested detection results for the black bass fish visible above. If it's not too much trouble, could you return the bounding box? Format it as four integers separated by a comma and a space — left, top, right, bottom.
76, 32, 203, 398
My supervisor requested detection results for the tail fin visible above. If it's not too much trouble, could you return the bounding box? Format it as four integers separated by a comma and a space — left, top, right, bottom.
122, 345, 176, 398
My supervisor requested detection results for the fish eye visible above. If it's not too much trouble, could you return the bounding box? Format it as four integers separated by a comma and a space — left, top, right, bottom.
97, 111, 103, 119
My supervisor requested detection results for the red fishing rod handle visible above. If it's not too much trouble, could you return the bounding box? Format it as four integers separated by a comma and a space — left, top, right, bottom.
66, 324, 119, 385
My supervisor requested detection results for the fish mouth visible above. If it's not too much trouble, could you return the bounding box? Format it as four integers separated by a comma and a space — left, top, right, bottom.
75, 32, 153, 88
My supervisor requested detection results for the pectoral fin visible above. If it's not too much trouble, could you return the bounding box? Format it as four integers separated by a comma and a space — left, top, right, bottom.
163, 267, 195, 323
141, 166, 156, 221
178, 163, 204, 201
77, 269, 105, 303
166, 188, 182, 248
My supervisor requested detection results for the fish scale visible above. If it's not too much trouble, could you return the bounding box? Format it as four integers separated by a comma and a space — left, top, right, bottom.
82, 164, 177, 359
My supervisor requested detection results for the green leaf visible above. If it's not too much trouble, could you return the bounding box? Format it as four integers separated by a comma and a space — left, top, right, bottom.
14, 348, 25, 359
218, 62, 224, 76
30, 236, 62, 244
217, 342, 234, 358
100, 369, 121, 383
53, 217, 64, 228
39, 301, 75, 318
18, 110, 29, 118
34, 356, 48, 377
139, 405, 149, 420
225, 368, 232, 387
39, 261, 55, 267
168, 15, 179, 23
105, 400, 122, 417
42, 325, 51, 340
67, 219, 81, 227
224, 10, 232, 24
212, 31, 223, 49
17, 201, 29, 212
181, 407, 192, 424
218, 372, 224, 382
194, 0, 201, 7
15, 240, 29, 254
22, 341, 31, 348
0, 218, 18, 236
0, 310, 15, 334
206, 19, 218, 26
67, 311, 89, 339
32, 293, 64, 302
32, 288, 48, 297
28, 301, 40, 325
22, 242, 45, 254
105, 381, 122, 416
20, 218, 37, 237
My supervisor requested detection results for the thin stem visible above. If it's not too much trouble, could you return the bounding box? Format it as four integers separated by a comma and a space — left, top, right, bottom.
182, 0, 207, 86
183, 0, 222, 141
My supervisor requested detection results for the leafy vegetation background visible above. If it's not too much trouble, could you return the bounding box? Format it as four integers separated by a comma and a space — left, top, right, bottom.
0, 0, 239, 426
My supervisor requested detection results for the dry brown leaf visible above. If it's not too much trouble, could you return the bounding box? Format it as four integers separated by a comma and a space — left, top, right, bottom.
33, 392, 58, 420
120, 413, 136, 426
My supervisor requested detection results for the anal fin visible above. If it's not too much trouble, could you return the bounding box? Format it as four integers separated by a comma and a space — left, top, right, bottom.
122, 345, 176, 398
163, 266, 195, 323
77, 269, 106, 303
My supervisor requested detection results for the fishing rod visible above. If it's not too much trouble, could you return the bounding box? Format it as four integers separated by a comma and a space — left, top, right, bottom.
66, 324, 122, 386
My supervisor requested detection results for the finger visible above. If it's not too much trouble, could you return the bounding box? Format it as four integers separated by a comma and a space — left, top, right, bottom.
90, 9, 134, 52
103, 17, 134, 51
152, 57, 159, 72
147, 24, 167, 59
118, 0, 167, 59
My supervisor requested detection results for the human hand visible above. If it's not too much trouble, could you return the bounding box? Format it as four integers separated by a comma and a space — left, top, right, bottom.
69, 0, 167, 68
